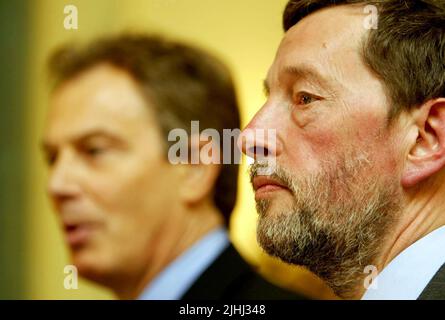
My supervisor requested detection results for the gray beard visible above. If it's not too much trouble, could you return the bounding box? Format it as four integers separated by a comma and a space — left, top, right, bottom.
251, 155, 402, 298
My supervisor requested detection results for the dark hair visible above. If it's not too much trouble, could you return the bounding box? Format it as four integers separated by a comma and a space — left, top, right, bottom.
48, 34, 241, 226
283, 0, 445, 119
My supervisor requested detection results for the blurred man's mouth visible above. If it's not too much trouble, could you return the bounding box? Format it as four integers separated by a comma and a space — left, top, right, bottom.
253, 176, 291, 200
63, 222, 97, 248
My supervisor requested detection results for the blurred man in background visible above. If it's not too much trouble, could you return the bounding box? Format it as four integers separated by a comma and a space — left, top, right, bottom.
42, 34, 303, 299
241, 0, 445, 299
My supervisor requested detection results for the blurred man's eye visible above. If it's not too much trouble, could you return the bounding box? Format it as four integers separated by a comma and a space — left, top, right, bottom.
81, 144, 107, 157
44, 151, 57, 167
74, 133, 126, 161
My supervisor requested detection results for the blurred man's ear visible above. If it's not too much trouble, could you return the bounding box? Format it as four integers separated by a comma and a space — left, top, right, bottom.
402, 98, 445, 188
178, 137, 221, 205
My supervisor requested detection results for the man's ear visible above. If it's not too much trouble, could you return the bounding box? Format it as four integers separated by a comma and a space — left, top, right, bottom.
178, 138, 221, 205
402, 98, 445, 188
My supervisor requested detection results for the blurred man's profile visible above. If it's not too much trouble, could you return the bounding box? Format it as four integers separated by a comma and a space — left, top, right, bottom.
240, 0, 445, 300
42, 34, 303, 300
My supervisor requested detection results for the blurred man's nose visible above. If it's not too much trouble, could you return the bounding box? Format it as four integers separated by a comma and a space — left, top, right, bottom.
48, 150, 81, 203
238, 104, 283, 161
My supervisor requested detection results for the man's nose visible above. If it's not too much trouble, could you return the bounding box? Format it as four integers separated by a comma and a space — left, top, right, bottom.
48, 150, 81, 202
238, 104, 283, 160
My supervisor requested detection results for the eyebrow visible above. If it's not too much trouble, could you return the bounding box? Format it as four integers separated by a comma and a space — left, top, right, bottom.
263, 64, 334, 96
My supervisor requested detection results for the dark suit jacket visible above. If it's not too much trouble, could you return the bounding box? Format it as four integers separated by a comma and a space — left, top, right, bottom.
418, 263, 445, 300
181, 244, 306, 300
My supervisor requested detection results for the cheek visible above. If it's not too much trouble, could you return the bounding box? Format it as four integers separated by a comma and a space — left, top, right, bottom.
341, 117, 401, 180
86, 160, 175, 262
72, 157, 175, 274
286, 112, 394, 173
83, 156, 173, 222
283, 125, 339, 173
373, 136, 402, 181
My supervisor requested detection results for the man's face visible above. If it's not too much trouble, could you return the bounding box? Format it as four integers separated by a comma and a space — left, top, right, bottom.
43, 64, 177, 284
243, 6, 407, 297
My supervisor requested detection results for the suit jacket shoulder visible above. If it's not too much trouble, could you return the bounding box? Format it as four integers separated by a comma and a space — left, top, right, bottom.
418, 263, 445, 300
181, 244, 306, 300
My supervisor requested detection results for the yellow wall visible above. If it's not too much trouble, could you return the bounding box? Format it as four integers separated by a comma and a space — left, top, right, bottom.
25, 0, 336, 299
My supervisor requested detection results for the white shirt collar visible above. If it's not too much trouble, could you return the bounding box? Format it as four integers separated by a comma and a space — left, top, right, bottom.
138, 227, 229, 300
361, 225, 445, 300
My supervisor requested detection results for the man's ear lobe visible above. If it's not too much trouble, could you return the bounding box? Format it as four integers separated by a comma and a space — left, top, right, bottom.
402, 98, 445, 188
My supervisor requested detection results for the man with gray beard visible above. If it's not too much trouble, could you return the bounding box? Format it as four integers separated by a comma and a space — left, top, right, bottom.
250, 154, 401, 298
239, 0, 445, 299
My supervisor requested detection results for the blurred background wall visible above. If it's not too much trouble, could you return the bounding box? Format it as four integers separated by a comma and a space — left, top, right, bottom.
0, 0, 336, 299
0, 0, 28, 300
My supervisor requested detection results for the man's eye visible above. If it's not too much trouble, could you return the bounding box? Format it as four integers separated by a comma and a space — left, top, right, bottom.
294, 92, 318, 106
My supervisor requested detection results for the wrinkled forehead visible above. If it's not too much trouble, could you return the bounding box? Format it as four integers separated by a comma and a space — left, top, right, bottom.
271, 5, 370, 78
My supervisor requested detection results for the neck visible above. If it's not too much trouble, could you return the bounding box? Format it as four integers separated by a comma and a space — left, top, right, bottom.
113, 202, 224, 299
353, 174, 445, 299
